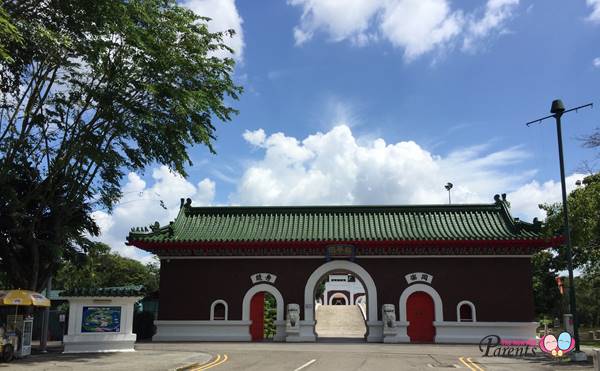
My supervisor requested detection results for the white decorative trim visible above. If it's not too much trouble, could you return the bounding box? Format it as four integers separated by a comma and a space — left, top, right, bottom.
304, 260, 378, 322
153, 320, 252, 342
159, 255, 533, 260
302, 260, 381, 342
404, 272, 433, 284
399, 283, 443, 322
456, 300, 476, 322
328, 293, 349, 305
434, 321, 538, 344
210, 299, 228, 320
242, 283, 284, 322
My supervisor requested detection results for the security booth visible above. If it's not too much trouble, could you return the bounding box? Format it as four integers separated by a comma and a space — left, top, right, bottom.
60, 287, 143, 353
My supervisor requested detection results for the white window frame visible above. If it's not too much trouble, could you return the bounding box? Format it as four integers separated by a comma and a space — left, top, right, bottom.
456, 300, 476, 322
210, 299, 228, 321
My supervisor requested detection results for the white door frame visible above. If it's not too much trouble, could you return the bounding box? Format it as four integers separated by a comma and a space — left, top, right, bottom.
304, 260, 378, 322
242, 283, 284, 321
398, 283, 443, 322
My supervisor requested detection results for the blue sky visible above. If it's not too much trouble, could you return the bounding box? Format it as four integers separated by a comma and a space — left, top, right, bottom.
93, 0, 600, 261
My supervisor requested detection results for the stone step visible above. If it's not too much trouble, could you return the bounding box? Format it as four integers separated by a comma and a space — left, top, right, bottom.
315, 305, 367, 338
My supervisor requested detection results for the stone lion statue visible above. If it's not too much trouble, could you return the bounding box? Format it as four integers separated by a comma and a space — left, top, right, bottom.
382, 304, 396, 329
287, 303, 300, 328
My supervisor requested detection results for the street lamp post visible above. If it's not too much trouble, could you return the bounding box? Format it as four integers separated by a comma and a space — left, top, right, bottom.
525, 99, 592, 360
444, 182, 453, 204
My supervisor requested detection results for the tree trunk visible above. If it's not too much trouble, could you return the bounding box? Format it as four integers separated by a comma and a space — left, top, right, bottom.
30, 240, 39, 291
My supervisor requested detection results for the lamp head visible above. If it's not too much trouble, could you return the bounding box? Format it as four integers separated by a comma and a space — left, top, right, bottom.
550, 99, 565, 114
444, 182, 453, 191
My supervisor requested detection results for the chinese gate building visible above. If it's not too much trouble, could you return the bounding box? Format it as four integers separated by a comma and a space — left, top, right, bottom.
126, 195, 560, 343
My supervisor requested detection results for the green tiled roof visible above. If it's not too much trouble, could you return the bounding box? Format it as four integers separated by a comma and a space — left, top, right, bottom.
60, 285, 144, 297
127, 196, 548, 246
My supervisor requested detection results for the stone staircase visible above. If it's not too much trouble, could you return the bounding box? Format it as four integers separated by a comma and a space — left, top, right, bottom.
315, 305, 367, 339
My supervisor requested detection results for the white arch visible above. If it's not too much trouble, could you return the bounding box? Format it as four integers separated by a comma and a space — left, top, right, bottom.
399, 283, 443, 322
210, 299, 228, 320
456, 300, 476, 322
242, 283, 284, 321
304, 260, 377, 322
328, 293, 349, 305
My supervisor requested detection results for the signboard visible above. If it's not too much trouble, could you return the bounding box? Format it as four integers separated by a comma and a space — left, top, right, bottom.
81, 306, 121, 333
325, 244, 355, 260
251, 273, 277, 284
405, 272, 434, 285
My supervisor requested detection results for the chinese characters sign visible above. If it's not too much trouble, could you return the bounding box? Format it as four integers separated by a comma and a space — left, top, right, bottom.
404, 272, 433, 285
251, 273, 277, 284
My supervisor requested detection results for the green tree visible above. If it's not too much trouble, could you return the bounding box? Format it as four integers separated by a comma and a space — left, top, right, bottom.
54, 242, 159, 293
574, 273, 600, 328
531, 251, 562, 318
0, 0, 241, 291
0, 5, 21, 62
540, 173, 600, 273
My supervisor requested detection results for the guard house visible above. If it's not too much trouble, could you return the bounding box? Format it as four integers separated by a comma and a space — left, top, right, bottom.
126, 195, 560, 343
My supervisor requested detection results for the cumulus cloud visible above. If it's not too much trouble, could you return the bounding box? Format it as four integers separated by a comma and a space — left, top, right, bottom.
233, 125, 549, 218
288, 0, 519, 60
182, 0, 245, 61
92, 166, 216, 263
99, 126, 584, 263
507, 174, 585, 221
243, 128, 267, 147
588, 0, 600, 22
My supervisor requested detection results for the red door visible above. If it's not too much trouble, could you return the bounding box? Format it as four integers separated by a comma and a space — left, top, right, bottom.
407, 292, 435, 343
250, 292, 265, 341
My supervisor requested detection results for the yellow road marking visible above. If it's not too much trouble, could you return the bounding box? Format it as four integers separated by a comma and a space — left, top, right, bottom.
459, 357, 476, 371
178, 354, 221, 371
466, 357, 484, 371
195, 354, 228, 371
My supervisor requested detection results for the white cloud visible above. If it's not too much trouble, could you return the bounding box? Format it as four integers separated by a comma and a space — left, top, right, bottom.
288, 0, 519, 61
463, 0, 519, 50
232, 125, 551, 220
102, 126, 583, 263
593, 57, 600, 68
588, 0, 600, 22
507, 174, 585, 221
182, 0, 245, 62
289, 0, 382, 45
92, 166, 216, 263
243, 128, 267, 147
380, 0, 464, 61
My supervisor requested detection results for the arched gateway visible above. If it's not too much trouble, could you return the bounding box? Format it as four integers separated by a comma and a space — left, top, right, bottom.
127, 196, 561, 343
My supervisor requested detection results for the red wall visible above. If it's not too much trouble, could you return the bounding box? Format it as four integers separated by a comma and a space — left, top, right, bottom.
158, 257, 534, 322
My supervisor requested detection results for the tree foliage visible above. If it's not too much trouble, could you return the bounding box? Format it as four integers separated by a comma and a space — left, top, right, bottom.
531, 251, 562, 318
540, 173, 600, 273
0, 0, 241, 290
54, 242, 159, 293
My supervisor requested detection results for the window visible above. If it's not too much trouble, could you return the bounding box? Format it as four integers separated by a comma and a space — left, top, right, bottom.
457, 301, 476, 322
210, 300, 228, 321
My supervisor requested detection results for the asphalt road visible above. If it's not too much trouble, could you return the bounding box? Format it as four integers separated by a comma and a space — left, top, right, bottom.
2, 342, 596, 370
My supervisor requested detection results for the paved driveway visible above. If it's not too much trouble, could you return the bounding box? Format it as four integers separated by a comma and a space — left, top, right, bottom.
1, 342, 596, 370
